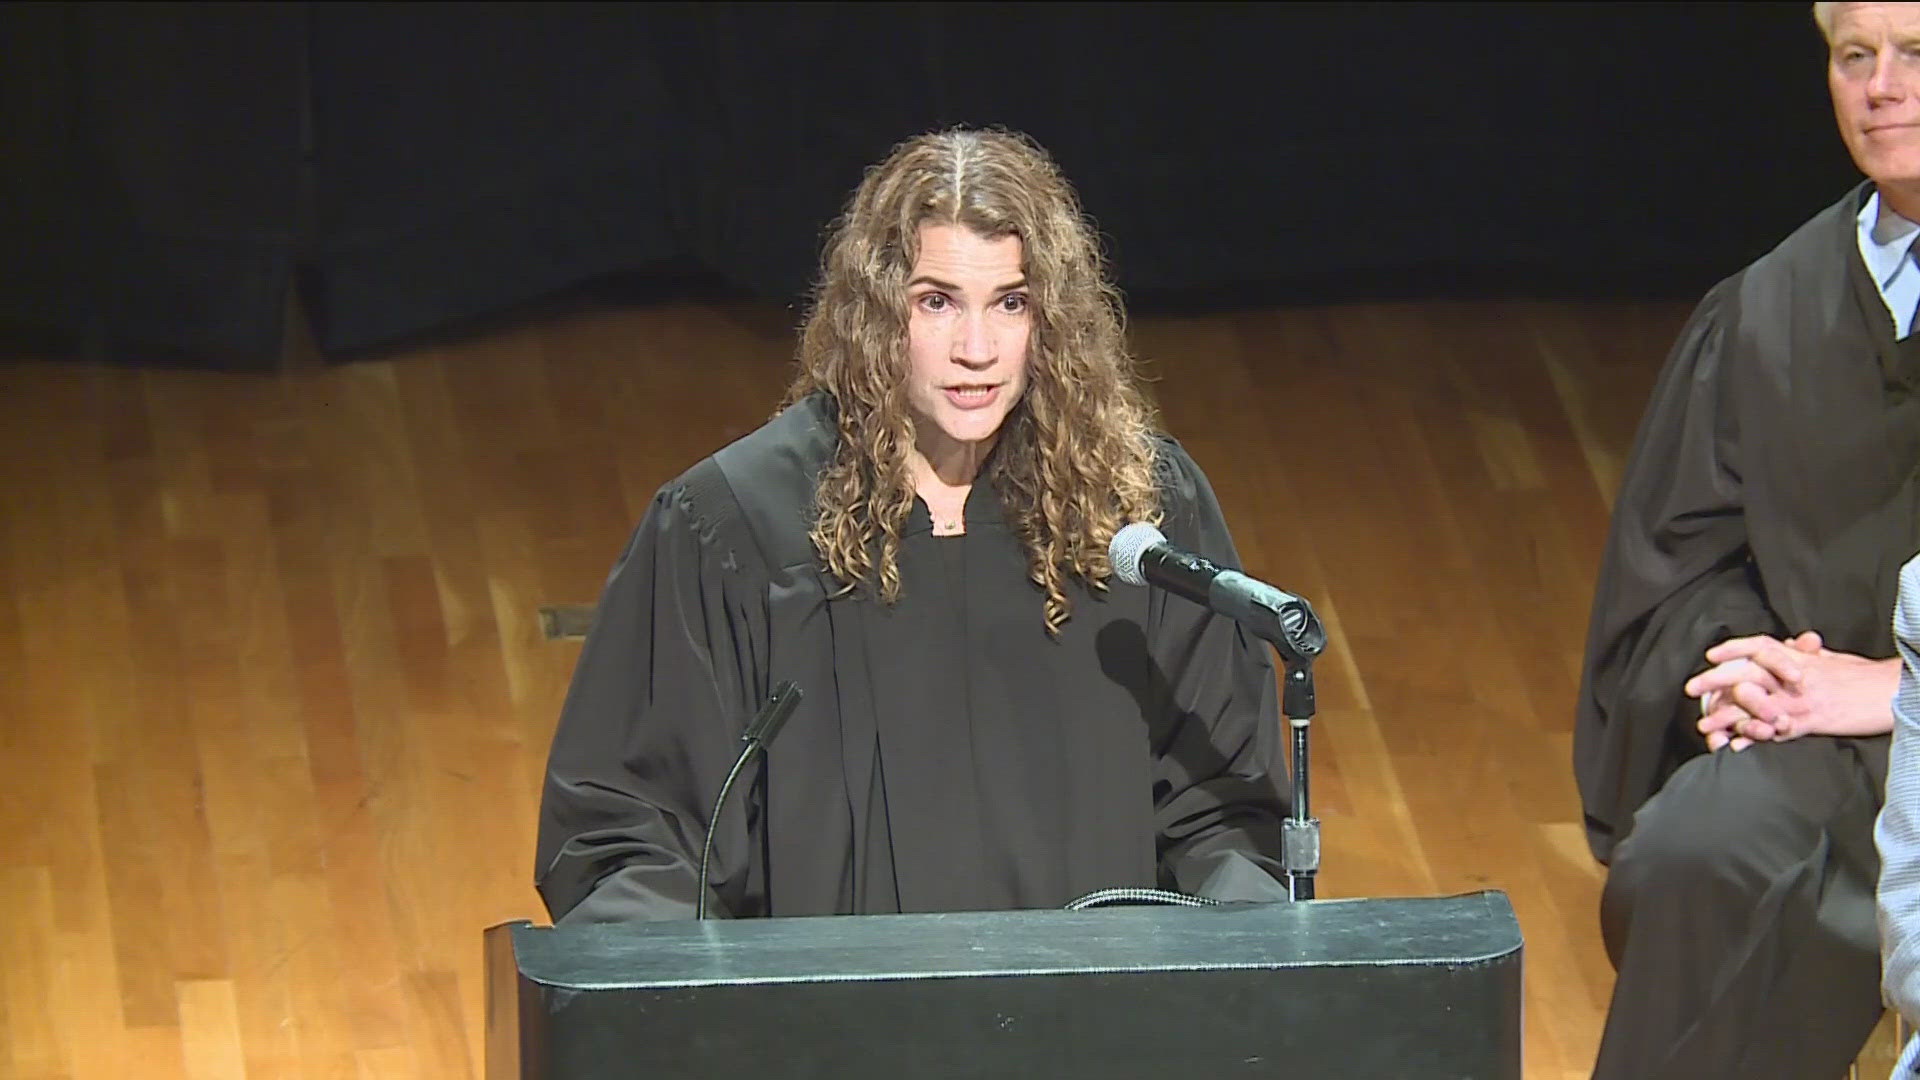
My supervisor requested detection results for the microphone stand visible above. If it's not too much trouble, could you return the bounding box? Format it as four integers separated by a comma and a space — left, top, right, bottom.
1279, 664, 1318, 901
1106, 522, 1326, 901
1240, 600, 1325, 902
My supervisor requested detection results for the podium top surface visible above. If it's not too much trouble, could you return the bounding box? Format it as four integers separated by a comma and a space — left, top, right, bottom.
505, 891, 1520, 991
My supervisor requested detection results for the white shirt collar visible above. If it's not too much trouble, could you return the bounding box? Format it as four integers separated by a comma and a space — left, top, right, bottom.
1860, 188, 1920, 289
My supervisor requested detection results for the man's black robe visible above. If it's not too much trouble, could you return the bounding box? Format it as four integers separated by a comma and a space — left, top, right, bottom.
1575, 181, 1920, 1076
536, 392, 1289, 923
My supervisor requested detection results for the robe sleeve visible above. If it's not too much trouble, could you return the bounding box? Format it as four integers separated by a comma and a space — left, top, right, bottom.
1148, 440, 1292, 901
1574, 285, 1784, 863
534, 467, 770, 923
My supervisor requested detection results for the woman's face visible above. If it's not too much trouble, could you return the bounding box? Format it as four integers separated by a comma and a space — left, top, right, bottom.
902, 224, 1032, 460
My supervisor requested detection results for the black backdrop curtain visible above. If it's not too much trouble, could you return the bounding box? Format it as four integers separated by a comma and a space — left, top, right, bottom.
0, 1, 1859, 368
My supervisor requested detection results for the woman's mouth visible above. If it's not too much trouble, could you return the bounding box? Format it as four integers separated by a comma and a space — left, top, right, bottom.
944, 384, 1001, 409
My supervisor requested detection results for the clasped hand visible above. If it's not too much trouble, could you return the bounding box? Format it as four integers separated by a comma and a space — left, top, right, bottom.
1685, 631, 1898, 751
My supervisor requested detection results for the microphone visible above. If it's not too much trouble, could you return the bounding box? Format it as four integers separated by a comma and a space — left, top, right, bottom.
696, 681, 802, 920
1109, 522, 1327, 664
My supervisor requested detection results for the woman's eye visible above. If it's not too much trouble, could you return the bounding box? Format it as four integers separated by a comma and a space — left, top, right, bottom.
919, 293, 950, 312
1000, 292, 1029, 313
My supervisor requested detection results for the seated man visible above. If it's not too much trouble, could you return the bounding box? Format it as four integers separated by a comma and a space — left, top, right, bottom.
534, 128, 1290, 924
1576, 2, 1920, 1076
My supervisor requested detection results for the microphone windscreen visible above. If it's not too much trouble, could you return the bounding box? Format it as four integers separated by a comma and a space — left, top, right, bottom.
1108, 522, 1166, 587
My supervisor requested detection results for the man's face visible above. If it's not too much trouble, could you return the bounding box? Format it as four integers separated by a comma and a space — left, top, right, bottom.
1830, 3, 1920, 186
902, 224, 1032, 457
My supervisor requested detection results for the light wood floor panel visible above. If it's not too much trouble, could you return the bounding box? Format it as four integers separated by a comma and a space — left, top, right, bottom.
0, 295, 1699, 1077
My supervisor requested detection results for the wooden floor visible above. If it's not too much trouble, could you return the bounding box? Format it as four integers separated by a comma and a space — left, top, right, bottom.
0, 293, 1702, 1078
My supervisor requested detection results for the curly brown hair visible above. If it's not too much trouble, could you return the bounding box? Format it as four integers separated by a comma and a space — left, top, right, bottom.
784, 128, 1161, 633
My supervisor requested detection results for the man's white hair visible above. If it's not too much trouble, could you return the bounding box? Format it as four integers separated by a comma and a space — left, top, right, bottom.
1814, 2, 1841, 41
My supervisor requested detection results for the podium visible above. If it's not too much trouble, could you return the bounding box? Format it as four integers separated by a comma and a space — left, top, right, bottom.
485, 891, 1522, 1079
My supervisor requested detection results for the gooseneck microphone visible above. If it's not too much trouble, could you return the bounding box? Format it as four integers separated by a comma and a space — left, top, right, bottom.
1108, 522, 1327, 664
696, 681, 802, 920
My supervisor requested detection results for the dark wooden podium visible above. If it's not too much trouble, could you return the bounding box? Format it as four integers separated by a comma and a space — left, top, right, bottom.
485, 891, 1523, 1079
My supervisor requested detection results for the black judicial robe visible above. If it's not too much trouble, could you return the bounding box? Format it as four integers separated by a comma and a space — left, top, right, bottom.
535, 392, 1289, 922
1576, 181, 1920, 863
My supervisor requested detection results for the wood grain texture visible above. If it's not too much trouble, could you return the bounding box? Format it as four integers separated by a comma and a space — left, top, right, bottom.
0, 295, 1735, 1078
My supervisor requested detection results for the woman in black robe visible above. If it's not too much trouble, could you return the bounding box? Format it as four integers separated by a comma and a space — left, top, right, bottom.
535, 129, 1289, 924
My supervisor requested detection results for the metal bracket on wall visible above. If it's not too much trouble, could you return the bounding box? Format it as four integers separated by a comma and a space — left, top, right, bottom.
538, 604, 596, 642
